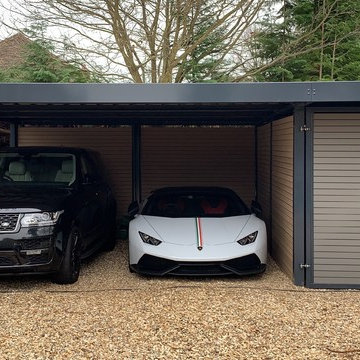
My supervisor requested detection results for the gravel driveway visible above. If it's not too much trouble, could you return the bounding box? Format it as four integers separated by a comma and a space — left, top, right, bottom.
0, 240, 359, 359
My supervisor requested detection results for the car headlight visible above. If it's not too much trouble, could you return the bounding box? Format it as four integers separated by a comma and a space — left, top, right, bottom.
21, 211, 64, 227
237, 231, 258, 245
139, 231, 162, 246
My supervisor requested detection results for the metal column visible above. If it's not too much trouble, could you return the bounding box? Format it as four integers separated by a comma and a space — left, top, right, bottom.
9, 123, 18, 147
293, 105, 306, 286
132, 123, 141, 203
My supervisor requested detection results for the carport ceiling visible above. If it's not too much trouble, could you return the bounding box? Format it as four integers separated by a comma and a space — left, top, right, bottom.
1, 82, 360, 126
0, 102, 294, 126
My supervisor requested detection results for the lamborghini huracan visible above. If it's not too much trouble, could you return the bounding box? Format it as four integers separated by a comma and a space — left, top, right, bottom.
128, 187, 267, 276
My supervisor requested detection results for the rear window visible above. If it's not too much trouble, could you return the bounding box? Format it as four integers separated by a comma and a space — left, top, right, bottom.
0, 152, 76, 186
142, 191, 249, 218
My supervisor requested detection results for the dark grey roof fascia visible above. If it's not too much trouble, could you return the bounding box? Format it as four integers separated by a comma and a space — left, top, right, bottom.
0, 82, 312, 104
0, 82, 360, 104
311, 82, 360, 102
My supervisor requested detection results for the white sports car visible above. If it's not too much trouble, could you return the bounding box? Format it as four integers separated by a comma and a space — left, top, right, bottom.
128, 187, 267, 276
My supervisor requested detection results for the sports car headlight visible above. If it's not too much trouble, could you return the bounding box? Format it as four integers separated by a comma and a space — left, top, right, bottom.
139, 231, 162, 246
237, 231, 258, 245
21, 211, 64, 227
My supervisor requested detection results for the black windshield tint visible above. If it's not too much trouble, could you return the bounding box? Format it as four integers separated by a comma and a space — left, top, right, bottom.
0, 152, 76, 186
142, 191, 249, 218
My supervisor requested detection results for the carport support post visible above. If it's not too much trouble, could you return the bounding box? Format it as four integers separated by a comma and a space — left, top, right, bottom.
132, 123, 141, 203
10, 123, 18, 147
293, 105, 306, 286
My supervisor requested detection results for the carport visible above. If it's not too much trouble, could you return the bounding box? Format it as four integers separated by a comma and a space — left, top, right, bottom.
1, 82, 360, 288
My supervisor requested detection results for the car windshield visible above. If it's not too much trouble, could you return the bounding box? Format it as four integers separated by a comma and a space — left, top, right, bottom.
0, 152, 76, 186
142, 190, 250, 218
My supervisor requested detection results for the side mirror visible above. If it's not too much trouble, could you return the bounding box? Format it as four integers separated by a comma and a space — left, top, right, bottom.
251, 200, 262, 217
128, 201, 139, 217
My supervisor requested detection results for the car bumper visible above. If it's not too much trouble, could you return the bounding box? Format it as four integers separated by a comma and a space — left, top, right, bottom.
0, 226, 66, 275
131, 253, 266, 276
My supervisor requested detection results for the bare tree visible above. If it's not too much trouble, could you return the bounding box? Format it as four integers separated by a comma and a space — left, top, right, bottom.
1, 0, 267, 82
1, 0, 358, 82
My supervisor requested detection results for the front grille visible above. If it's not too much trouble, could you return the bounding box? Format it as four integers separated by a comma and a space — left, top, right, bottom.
225, 254, 261, 272
136, 254, 264, 276
26, 254, 50, 265
0, 213, 20, 232
0, 256, 15, 266
138, 254, 176, 273
171, 263, 231, 276
19, 237, 52, 250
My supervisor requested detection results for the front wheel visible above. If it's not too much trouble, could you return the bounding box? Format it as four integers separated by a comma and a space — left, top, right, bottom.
52, 228, 82, 284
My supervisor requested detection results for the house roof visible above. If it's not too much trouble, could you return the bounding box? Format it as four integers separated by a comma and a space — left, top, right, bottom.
0, 33, 32, 70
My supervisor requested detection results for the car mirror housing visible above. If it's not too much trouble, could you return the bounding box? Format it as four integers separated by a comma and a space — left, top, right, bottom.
128, 201, 139, 217
251, 200, 262, 217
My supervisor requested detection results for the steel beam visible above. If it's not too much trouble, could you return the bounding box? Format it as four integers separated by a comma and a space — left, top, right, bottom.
293, 105, 306, 286
132, 124, 141, 203
9, 123, 18, 147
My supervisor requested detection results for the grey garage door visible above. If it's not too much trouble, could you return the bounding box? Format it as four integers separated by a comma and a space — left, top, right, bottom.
310, 113, 360, 287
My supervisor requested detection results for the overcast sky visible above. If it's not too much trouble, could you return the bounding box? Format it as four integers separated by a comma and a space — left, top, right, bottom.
0, 0, 18, 39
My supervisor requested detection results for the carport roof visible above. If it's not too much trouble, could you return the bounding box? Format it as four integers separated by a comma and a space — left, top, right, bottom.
1, 82, 360, 125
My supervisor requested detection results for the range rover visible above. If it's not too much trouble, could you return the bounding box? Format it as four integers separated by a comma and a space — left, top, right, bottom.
0, 147, 117, 284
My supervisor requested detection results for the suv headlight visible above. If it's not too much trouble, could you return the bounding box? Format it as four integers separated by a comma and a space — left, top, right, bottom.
139, 231, 162, 246
21, 211, 64, 227
237, 231, 258, 245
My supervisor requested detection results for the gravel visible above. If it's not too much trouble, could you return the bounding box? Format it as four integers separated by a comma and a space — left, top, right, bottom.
0, 240, 359, 359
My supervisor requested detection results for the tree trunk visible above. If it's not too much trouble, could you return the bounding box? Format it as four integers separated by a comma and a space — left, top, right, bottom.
319, 0, 327, 80
330, 34, 337, 80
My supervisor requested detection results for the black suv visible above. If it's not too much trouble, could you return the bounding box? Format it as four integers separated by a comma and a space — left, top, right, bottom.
0, 147, 117, 284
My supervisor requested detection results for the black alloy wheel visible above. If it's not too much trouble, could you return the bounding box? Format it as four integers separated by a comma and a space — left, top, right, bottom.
52, 228, 82, 284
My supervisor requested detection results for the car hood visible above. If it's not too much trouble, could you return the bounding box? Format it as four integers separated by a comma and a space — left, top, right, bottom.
142, 215, 251, 245
0, 186, 73, 213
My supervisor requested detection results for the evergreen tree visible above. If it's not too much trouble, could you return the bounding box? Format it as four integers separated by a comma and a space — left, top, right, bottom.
251, 0, 360, 81
182, 2, 231, 83
0, 39, 98, 83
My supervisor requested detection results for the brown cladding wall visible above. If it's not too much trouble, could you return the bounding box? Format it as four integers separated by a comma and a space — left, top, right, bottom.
19, 123, 295, 279
141, 126, 255, 206
257, 123, 271, 230
313, 113, 360, 285
271, 116, 294, 279
18, 126, 132, 216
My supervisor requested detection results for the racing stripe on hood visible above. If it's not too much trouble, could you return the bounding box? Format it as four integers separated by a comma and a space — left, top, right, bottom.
195, 217, 203, 250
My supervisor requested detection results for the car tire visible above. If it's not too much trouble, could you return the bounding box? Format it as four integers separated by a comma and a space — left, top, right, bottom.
52, 227, 82, 284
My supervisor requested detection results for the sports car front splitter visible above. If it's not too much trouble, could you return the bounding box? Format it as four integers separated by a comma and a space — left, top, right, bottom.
131, 254, 266, 277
